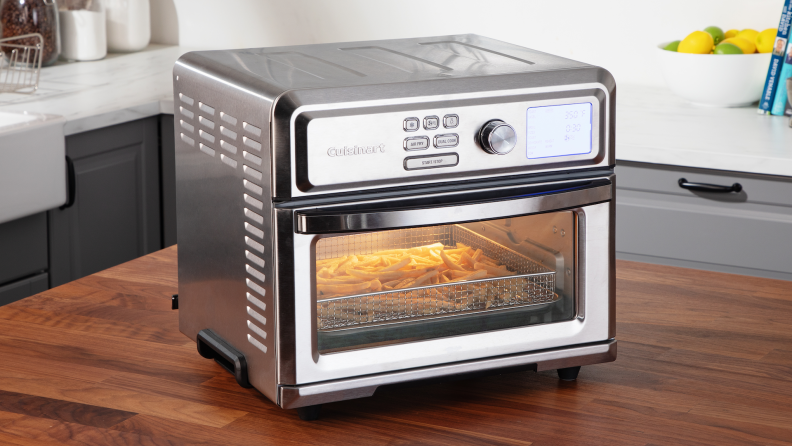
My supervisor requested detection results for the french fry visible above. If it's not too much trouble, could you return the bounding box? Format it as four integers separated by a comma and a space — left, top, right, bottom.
411, 255, 435, 265
413, 269, 438, 286
347, 269, 408, 281
460, 251, 477, 268
381, 257, 411, 272
440, 250, 465, 271
317, 276, 368, 285
394, 278, 415, 289
334, 256, 360, 276
471, 249, 483, 262
450, 270, 487, 282
443, 248, 469, 255
317, 280, 375, 295
356, 256, 383, 267
449, 270, 472, 278
474, 262, 512, 277
325, 256, 347, 275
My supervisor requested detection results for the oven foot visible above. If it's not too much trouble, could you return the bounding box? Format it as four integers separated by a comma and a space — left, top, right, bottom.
297, 404, 322, 421
557, 366, 581, 381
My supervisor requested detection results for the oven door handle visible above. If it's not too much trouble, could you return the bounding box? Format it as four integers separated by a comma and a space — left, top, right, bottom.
295, 183, 611, 234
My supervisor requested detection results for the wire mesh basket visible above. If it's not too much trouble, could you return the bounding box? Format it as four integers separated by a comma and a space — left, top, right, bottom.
316, 225, 558, 330
0, 34, 43, 94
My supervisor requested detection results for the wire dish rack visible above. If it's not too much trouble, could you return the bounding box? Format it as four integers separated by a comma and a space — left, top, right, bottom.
0, 34, 43, 94
316, 225, 558, 330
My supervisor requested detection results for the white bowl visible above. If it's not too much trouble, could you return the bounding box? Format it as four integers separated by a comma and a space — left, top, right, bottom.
656, 43, 772, 107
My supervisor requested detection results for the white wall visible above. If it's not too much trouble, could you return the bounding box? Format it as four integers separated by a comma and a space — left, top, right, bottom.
151, 0, 785, 86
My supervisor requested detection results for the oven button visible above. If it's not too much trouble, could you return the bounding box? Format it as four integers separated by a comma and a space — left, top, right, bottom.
478, 119, 516, 155
423, 115, 439, 130
403, 136, 430, 151
403, 117, 420, 132
443, 114, 459, 128
404, 153, 459, 170
434, 133, 459, 148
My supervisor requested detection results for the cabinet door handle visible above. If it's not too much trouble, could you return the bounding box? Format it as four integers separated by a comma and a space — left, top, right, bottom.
59, 156, 76, 210
678, 178, 742, 193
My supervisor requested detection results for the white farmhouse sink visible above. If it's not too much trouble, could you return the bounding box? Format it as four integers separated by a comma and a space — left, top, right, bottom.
0, 111, 66, 225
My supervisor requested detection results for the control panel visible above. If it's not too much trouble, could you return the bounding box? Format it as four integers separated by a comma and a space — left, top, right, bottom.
299, 90, 604, 191
401, 114, 462, 170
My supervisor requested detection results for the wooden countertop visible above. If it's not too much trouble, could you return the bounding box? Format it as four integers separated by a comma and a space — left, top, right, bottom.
0, 246, 789, 445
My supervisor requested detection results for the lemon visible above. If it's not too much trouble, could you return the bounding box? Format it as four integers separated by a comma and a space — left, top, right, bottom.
756, 28, 778, 53
678, 31, 715, 54
722, 37, 756, 54
737, 29, 759, 46
663, 40, 681, 51
714, 42, 743, 55
704, 26, 725, 44
724, 29, 739, 39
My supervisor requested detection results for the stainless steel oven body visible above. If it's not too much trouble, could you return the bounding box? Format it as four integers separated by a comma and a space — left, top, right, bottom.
173, 35, 616, 414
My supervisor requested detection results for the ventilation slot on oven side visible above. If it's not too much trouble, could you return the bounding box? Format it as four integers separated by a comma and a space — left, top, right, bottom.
182, 97, 245, 169
239, 136, 268, 354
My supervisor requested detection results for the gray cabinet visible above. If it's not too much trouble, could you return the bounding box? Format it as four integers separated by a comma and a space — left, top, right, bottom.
48, 117, 162, 287
616, 161, 792, 281
0, 212, 49, 305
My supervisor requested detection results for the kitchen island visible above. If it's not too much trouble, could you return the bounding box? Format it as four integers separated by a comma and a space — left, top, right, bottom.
0, 246, 788, 445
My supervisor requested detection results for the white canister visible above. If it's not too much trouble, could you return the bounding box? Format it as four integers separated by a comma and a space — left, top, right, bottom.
105, 0, 150, 52
59, 0, 107, 61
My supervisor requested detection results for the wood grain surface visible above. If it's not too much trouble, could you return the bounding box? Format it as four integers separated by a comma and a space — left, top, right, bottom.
0, 245, 789, 445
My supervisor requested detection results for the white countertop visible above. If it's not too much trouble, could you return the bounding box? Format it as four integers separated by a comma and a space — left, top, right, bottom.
1, 47, 790, 177
0, 45, 184, 136
617, 83, 792, 178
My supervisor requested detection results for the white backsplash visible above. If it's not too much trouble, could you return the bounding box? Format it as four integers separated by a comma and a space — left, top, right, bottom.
150, 0, 785, 86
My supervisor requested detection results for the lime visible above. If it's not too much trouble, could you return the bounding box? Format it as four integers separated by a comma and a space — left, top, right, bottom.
737, 29, 759, 46
663, 40, 681, 51
678, 31, 715, 54
713, 42, 743, 55
704, 26, 725, 44
722, 37, 756, 54
756, 28, 778, 53
724, 29, 739, 39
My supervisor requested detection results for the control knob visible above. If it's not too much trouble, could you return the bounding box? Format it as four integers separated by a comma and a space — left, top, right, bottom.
478, 120, 516, 155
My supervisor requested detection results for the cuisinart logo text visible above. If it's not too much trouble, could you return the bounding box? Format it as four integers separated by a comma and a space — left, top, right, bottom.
327, 144, 385, 157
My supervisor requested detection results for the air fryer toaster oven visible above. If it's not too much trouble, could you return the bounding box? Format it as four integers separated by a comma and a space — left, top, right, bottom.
173, 34, 616, 421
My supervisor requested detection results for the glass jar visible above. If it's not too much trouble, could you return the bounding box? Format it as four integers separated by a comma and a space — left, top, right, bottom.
105, 0, 150, 52
59, 0, 106, 61
0, 0, 61, 66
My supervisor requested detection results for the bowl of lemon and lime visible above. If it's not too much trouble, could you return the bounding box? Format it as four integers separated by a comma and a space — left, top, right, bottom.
657, 27, 776, 107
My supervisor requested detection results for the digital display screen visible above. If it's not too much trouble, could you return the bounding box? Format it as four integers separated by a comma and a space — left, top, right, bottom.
526, 102, 593, 159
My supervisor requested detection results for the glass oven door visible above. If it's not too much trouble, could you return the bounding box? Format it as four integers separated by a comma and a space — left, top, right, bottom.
314, 211, 575, 353
286, 178, 614, 384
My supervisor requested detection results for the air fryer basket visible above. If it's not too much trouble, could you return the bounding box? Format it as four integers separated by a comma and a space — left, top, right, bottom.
315, 225, 558, 330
